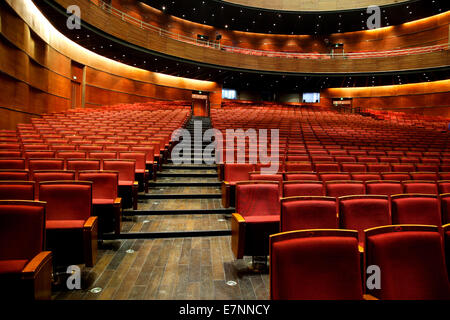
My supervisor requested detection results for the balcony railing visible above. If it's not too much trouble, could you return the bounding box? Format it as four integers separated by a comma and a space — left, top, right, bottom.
90, 0, 449, 60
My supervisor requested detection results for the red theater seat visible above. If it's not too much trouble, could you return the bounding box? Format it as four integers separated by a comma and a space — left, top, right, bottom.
325, 181, 365, 197
410, 172, 438, 181
28, 159, 64, 173
364, 225, 450, 300
381, 172, 411, 181
280, 196, 337, 231
118, 152, 149, 193
319, 172, 351, 182
32, 170, 76, 199
341, 163, 367, 173
24, 151, 56, 159
0, 158, 26, 170
284, 162, 312, 172
78, 171, 122, 235
367, 163, 391, 173
365, 180, 403, 196
103, 159, 138, 210
222, 163, 255, 208
0, 201, 52, 300
66, 159, 101, 178
39, 181, 97, 267
402, 180, 438, 195
0, 181, 35, 200
231, 181, 280, 259
314, 163, 340, 172
391, 194, 441, 226
270, 230, 363, 300
339, 195, 390, 248
283, 181, 324, 197
0, 170, 29, 181
284, 172, 318, 181
351, 173, 381, 182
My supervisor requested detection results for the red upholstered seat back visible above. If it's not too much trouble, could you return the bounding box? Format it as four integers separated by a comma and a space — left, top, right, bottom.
103, 160, 136, 184
438, 181, 450, 194
67, 159, 101, 172
281, 197, 338, 231
236, 182, 280, 217
0, 170, 29, 180
78, 171, 118, 201
339, 196, 390, 245
130, 146, 155, 163
88, 152, 117, 161
0, 181, 35, 200
119, 152, 146, 171
403, 181, 438, 195
365, 226, 450, 300
314, 163, 340, 172
39, 182, 92, 221
319, 173, 351, 182
325, 181, 365, 197
0, 201, 45, 261
366, 180, 403, 196
341, 163, 367, 173
283, 181, 324, 197
441, 195, 450, 224
351, 173, 381, 182
284, 172, 318, 181
270, 231, 362, 300
28, 159, 64, 172
367, 163, 391, 172
284, 162, 312, 172
249, 173, 283, 183
0, 158, 26, 170
381, 172, 411, 181
224, 163, 255, 182
391, 195, 441, 225
410, 172, 438, 181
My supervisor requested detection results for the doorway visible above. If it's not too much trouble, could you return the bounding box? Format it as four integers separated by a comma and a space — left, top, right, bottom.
192, 92, 209, 117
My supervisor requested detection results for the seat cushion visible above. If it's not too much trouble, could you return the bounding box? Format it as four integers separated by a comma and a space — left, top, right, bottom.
119, 180, 135, 186
46, 220, 86, 229
0, 259, 28, 274
244, 215, 280, 223
93, 199, 115, 205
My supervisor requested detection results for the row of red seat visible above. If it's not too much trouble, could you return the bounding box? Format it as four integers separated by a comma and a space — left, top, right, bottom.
270, 226, 450, 300
231, 180, 450, 255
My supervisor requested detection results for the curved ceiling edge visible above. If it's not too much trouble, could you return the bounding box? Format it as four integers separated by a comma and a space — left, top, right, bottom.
220, 0, 411, 13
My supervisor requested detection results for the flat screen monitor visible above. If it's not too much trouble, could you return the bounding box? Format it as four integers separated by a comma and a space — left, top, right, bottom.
302, 92, 320, 103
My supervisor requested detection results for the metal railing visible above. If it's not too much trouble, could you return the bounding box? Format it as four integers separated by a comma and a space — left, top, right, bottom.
90, 0, 449, 60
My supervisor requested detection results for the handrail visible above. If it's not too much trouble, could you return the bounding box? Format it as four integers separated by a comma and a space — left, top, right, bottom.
90, 0, 450, 60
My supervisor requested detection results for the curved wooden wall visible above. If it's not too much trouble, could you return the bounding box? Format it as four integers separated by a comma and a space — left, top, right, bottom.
223, 0, 408, 12
0, 0, 222, 129
58, 0, 449, 74
112, 0, 449, 53
322, 79, 450, 117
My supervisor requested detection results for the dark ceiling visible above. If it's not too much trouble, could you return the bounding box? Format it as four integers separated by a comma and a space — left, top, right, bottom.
145, 0, 449, 35
34, 0, 450, 94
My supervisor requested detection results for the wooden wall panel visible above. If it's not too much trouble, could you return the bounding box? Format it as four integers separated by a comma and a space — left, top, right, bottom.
0, 0, 222, 129
59, 0, 450, 74
322, 80, 450, 116
110, 0, 448, 54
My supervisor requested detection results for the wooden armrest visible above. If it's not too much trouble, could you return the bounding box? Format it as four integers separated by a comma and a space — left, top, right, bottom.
114, 197, 122, 206
133, 181, 139, 186
231, 213, 246, 259
363, 294, 379, 300
84, 216, 98, 230
232, 213, 245, 223
22, 251, 52, 278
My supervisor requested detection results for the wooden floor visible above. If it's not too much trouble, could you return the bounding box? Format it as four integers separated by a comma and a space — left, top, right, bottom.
52, 237, 269, 300
53, 159, 269, 300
